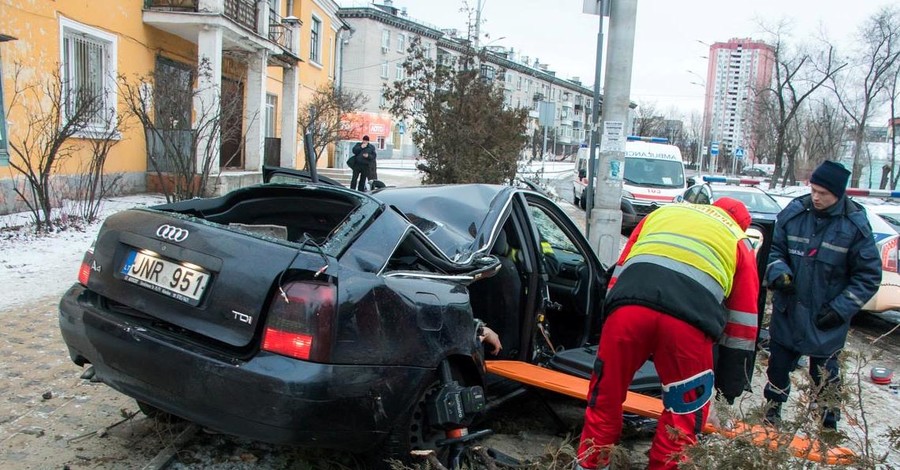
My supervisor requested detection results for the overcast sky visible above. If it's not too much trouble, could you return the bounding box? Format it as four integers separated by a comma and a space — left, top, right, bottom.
351, 0, 894, 119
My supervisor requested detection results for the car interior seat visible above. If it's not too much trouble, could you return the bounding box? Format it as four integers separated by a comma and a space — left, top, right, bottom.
467, 227, 522, 358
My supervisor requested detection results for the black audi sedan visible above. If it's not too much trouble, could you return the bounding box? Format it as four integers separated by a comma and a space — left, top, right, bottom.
58, 167, 616, 466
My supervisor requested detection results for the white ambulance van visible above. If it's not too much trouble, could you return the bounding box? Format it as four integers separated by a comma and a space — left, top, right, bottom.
573, 136, 687, 231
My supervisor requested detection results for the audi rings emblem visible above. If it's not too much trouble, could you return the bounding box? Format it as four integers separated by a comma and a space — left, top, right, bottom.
156, 224, 190, 242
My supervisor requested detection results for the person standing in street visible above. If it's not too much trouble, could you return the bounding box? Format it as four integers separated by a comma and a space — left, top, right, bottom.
764, 160, 881, 430
349, 135, 376, 191
577, 198, 760, 470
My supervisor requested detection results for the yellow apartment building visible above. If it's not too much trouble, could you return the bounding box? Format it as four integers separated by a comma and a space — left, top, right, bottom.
0, 0, 345, 214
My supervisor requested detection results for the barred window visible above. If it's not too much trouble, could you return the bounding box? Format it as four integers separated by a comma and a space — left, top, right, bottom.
60, 18, 117, 134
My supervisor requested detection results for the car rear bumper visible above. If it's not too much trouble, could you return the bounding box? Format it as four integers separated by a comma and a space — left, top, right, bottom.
58, 284, 430, 451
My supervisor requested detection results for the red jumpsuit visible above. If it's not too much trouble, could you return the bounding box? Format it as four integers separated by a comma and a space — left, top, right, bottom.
578, 200, 759, 469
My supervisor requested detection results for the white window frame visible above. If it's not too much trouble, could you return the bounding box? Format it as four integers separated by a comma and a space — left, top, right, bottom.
395, 63, 404, 80
397, 33, 405, 53
265, 93, 277, 138
309, 15, 322, 65
381, 61, 389, 79
381, 30, 390, 53
59, 17, 118, 136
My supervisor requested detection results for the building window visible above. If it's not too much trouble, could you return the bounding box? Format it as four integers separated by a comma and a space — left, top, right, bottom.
310, 16, 321, 64
381, 61, 389, 79
423, 41, 431, 59
60, 17, 118, 134
376, 136, 386, 149
395, 64, 404, 80
379, 94, 387, 108
397, 33, 405, 53
265, 94, 277, 137
381, 30, 390, 53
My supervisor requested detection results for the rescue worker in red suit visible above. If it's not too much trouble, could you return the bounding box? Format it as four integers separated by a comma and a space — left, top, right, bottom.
577, 197, 759, 469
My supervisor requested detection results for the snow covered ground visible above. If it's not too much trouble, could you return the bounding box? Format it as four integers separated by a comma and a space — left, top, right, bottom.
0, 195, 166, 311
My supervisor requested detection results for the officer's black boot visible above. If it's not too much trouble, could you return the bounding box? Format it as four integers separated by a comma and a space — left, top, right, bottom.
764, 401, 782, 428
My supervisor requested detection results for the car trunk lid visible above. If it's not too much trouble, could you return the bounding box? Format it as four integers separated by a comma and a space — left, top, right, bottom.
83, 185, 374, 348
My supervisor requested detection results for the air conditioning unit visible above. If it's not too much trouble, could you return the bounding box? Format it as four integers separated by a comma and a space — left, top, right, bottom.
381, 45, 389, 54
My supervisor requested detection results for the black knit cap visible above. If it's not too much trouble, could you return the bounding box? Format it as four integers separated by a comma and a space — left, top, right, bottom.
809, 160, 850, 198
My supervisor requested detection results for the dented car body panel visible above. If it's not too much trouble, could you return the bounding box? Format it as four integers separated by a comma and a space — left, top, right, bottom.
58, 170, 614, 456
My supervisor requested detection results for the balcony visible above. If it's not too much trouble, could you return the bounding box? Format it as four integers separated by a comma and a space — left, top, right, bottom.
144, 0, 299, 64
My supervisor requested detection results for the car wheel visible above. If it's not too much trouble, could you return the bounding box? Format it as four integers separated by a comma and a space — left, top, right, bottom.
370, 376, 449, 469
573, 188, 580, 207
136, 400, 183, 424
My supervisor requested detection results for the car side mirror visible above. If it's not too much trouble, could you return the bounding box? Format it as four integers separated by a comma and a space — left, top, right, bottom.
578, 169, 587, 179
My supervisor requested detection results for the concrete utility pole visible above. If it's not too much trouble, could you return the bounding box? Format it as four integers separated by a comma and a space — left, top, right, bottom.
589, 0, 638, 266
583, 0, 609, 238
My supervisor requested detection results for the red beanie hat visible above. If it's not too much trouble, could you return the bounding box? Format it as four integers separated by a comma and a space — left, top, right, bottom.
713, 197, 752, 231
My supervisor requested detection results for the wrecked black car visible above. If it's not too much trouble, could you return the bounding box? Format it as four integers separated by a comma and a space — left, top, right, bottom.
58, 167, 633, 464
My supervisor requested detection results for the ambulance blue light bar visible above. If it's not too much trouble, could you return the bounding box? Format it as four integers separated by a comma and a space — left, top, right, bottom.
702, 176, 761, 186
845, 188, 900, 198
626, 136, 669, 143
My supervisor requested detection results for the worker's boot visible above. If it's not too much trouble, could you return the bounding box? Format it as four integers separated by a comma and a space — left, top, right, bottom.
763, 401, 782, 428
822, 407, 839, 431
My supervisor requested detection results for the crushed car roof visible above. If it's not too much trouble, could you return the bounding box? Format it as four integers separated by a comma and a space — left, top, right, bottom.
372, 184, 516, 263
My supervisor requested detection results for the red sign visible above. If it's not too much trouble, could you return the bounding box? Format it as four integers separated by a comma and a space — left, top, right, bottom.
342, 112, 394, 140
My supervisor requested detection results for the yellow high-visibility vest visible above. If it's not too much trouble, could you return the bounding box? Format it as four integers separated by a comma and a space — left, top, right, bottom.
626, 204, 746, 296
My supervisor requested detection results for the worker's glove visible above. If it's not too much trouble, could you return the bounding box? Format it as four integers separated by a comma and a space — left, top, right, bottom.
815, 308, 844, 330
770, 273, 795, 294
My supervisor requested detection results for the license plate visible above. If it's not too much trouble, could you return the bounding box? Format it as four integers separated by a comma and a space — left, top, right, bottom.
121, 250, 209, 304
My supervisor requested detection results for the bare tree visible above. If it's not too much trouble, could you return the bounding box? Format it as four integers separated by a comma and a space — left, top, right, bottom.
632, 100, 666, 137
5, 64, 106, 231
828, 6, 900, 187
889, 61, 900, 189
800, 98, 848, 176
759, 22, 847, 189
684, 111, 703, 168
69, 104, 127, 223
120, 58, 250, 202
297, 83, 367, 165
747, 88, 778, 170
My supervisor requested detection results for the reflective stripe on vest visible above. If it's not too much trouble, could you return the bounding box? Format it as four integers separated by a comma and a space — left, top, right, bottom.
625, 204, 745, 297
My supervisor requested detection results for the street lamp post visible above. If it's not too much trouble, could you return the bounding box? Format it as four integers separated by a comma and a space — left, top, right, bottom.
687, 69, 708, 174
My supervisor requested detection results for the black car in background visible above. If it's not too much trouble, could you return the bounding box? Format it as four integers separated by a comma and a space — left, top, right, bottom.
58, 168, 624, 466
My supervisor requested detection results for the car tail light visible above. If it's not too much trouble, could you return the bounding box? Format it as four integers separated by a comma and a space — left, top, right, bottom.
262, 281, 335, 361
881, 238, 898, 272
78, 249, 95, 286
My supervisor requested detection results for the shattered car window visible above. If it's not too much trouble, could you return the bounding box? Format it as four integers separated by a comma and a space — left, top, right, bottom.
529, 206, 577, 252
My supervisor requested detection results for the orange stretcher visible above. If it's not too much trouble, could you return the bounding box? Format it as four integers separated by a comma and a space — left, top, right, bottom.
485, 360, 855, 465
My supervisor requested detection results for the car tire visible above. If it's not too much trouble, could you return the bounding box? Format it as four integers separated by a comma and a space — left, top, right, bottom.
573, 188, 580, 208
136, 400, 183, 424
579, 194, 586, 210
373, 367, 476, 469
